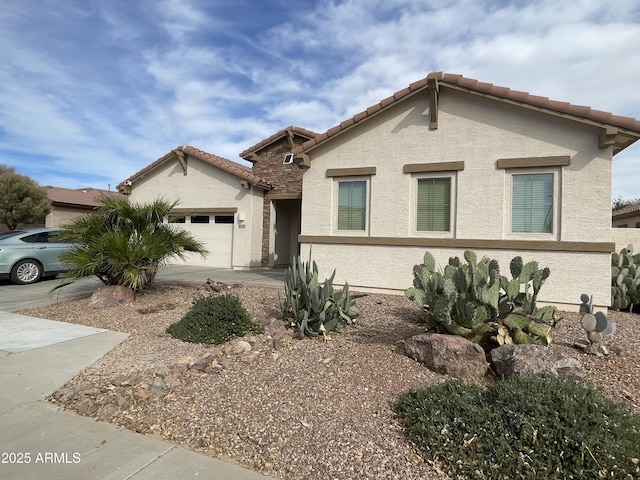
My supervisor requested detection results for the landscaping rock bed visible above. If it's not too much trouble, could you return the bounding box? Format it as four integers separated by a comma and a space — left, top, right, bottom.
19, 283, 640, 480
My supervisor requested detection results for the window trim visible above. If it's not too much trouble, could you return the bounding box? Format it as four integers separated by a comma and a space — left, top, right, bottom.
333, 176, 370, 235
411, 171, 456, 237
506, 167, 560, 240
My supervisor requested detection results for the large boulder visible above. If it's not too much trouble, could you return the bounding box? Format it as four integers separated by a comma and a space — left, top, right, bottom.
405, 333, 489, 379
90, 285, 135, 308
490, 344, 582, 377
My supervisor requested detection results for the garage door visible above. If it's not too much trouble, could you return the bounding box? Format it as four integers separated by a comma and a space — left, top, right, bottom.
170, 214, 233, 268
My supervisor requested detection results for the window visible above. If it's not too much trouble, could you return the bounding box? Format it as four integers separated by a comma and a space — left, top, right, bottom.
168, 215, 186, 223
214, 215, 234, 224
417, 178, 450, 231
338, 181, 366, 230
190, 215, 210, 224
511, 173, 553, 233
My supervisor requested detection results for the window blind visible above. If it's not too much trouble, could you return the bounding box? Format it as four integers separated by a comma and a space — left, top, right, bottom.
512, 174, 553, 233
417, 178, 450, 231
338, 181, 366, 230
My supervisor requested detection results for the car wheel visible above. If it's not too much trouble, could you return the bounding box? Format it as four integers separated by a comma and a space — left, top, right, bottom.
10, 259, 43, 285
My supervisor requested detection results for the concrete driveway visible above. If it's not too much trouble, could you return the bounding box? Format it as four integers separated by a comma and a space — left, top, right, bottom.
0, 265, 285, 312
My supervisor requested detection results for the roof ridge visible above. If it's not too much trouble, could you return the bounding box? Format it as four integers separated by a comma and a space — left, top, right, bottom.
239, 126, 319, 160
293, 71, 640, 155
116, 146, 272, 191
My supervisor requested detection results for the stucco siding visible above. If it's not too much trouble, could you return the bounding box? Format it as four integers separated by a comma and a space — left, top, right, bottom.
301, 90, 611, 242
300, 244, 611, 311
127, 157, 264, 268
300, 87, 614, 308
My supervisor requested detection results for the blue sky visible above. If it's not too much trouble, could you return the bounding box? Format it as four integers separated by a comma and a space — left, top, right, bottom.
1, 0, 640, 199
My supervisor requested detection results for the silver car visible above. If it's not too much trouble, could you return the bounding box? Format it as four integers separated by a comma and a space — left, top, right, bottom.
0, 228, 73, 284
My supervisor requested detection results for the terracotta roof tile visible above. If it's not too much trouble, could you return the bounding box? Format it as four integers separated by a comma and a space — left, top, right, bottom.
239, 126, 318, 160
293, 71, 640, 156
45, 186, 125, 207
116, 146, 272, 191
613, 202, 640, 218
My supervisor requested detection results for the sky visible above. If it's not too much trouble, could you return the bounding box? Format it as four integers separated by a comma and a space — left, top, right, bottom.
1, 0, 640, 200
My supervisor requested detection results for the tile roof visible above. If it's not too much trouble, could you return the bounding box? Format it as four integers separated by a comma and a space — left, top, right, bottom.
45, 186, 125, 207
239, 126, 319, 160
612, 202, 640, 218
294, 71, 640, 156
116, 146, 273, 192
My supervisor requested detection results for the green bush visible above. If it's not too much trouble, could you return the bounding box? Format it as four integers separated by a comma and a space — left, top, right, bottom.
167, 294, 263, 344
395, 374, 640, 479
281, 256, 365, 339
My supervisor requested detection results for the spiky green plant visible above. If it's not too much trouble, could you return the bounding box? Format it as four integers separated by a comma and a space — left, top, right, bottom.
54, 195, 207, 292
281, 256, 365, 339
405, 250, 556, 348
611, 244, 640, 311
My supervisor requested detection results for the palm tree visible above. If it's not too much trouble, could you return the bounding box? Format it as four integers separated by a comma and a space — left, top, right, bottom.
56, 195, 207, 292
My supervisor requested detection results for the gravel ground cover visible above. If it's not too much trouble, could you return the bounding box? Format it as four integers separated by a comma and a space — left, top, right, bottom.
18, 282, 640, 480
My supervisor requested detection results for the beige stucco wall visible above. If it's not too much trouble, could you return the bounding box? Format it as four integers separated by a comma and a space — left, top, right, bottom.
127, 156, 264, 268
612, 228, 640, 254
300, 88, 614, 308
45, 206, 91, 227
613, 215, 640, 228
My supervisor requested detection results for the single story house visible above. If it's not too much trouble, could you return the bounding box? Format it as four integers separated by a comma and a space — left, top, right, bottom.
44, 187, 125, 227
613, 203, 640, 228
116, 126, 317, 269
292, 72, 640, 310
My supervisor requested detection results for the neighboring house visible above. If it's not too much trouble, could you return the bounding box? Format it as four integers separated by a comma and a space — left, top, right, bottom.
44, 187, 125, 227
240, 126, 318, 266
612, 203, 640, 228
292, 72, 640, 310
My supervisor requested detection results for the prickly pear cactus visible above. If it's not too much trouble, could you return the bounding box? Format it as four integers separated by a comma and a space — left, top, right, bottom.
406, 250, 557, 349
575, 294, 619, 356
611, 245, 640, 311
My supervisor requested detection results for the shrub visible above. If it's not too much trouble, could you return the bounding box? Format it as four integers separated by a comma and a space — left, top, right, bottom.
281, 256, 365, 339
167, 294, 263, 344
405, 250, 557, 348
395, 374, 640, 479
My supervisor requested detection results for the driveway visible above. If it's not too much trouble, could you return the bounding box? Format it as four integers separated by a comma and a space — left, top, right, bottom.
0, 265, 285, 312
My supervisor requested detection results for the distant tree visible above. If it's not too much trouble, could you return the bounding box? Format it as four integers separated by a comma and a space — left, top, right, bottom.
613, 195, 640, 211
0, 165, 51, 230
55, 195, 207, 292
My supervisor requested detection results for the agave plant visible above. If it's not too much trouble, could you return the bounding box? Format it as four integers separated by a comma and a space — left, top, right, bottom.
281, 256, 365, 339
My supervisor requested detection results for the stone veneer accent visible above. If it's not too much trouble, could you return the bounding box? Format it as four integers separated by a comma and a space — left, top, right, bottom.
250, 134, 307, 266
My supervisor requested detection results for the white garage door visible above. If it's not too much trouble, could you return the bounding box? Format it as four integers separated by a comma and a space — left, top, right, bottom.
170, 214, 234, 268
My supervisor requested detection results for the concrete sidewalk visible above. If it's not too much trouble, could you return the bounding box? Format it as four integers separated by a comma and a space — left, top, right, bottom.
0, 268, 282, 480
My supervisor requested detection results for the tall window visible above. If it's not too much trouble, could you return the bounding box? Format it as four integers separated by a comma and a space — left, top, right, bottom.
338, 181, 366, 230
417, 178, 450, 231
512, 173, 553, 233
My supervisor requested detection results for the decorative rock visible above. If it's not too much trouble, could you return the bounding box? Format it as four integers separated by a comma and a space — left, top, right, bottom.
232, 340, 252, 355
404, 333, 489, 378
150, 377, 167, 392
97, 404, 118, 421
188, 353, 215, 372
90, 285, 135, 308
490, 344, 582, 377
76, 398, 99, 416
